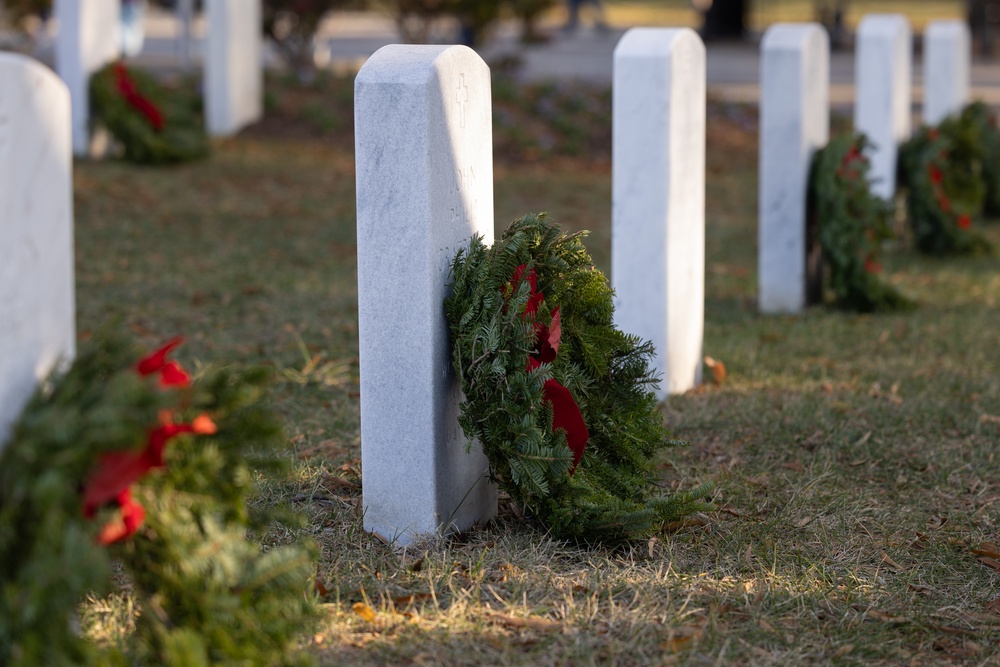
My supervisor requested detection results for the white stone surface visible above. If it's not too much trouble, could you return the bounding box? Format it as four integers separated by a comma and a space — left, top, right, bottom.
205, 0, 263, 136
855, 14, 912, 200
612, 28, 705, 399
0, 53, 75, 449
355, 44, 497, 544
759, 24, 830, 314
924, 20, 970, 126
54, 0, 120, 156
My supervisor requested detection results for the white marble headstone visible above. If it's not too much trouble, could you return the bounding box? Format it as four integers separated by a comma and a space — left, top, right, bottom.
855, 14, 912, 200
355, 45, 498, 544
0, 53, 75, 449
924, 20, 970, 126
612, 28, 705, 398
759, 23, 830, 314
205, 0, 263, 136
54, 0, 121, 156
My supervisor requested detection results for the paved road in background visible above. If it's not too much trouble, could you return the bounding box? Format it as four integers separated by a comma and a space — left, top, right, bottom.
9, 7, 1000, 110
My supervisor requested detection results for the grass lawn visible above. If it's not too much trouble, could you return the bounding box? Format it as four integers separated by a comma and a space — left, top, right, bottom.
75, 74, 1000, 665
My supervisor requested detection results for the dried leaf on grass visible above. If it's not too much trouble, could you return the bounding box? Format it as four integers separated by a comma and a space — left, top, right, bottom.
980, 413, 1000, 425
704, 356, 727, 385
833, 644, 854, 658
485, 612, 562, 632
393, 593, 434, 607
986, 598, 1000, 615
881, 551, 910, 571
663, 624, 706, 652
977, 556, 1000, 571
972, 542, 1000, 559
663, 516, 708, 532
352, 602, 377, 623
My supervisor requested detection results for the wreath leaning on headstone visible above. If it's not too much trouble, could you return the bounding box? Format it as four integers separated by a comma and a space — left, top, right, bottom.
445, 213, 712, 544
90, 62, 209, 165
809, 133, 914, 312
0, 331, 317, 667
898, 104, 993, 256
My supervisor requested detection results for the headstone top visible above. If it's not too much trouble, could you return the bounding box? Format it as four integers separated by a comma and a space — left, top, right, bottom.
762, 22, 829, 50
857, 13, 912, 36
613, 26, 703, 59
357, 44, 485, 84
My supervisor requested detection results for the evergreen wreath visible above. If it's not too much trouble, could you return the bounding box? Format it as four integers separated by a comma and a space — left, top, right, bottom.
90, 62, 209, 165
964, 101, 1000, 217
0, 332, 317, 667
809, 133, 914, 312
899, 105, 993, 256
445, 213, 712, 544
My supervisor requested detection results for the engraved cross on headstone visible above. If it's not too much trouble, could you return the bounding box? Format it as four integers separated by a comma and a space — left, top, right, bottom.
457, 73, 469, 128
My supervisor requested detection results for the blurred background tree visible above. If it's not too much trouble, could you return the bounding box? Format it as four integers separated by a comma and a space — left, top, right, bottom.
263, 0, 368, 82
2, 0, 51, 30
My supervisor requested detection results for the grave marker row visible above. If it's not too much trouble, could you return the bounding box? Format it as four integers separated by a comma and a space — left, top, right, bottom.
760, 16, 971, 313
53, 0, 263, 154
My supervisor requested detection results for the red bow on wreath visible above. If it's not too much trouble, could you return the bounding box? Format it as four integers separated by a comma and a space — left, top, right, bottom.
509, 265, 589, 474
114, 62, 165, 132
82, 338, 216, 545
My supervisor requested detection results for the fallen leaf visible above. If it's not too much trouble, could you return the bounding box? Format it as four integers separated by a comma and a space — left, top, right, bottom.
854, 431, 872, 447
663, 517, 707, 531
972, 543, 1000, 559
323, 474, 360, 491
315, 579, 330, 597
393, 593, 434, 607
881, 551, 909, 571
986, 598, 1000, 615
783, 461, 805, 472
795, 516, 813, 528
648, 537, 659, 558
868, 609, 909, 623
758, 618, 775, 632
486, 613, 561, 632
980, 414, 1000, 425
352, 602, 377, 623
704, 356, 727, 385
663, 625, 705, 652
834, 644, 854, 658
977, 557, 1000, 571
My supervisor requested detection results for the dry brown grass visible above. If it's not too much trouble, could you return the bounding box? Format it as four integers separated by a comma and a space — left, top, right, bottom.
73, 76, 1000, 666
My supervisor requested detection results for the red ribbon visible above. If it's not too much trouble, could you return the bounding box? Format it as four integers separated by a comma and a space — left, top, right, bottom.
114, 63, 165, 132
82, 339, 216, 545
509, 265, 589, 474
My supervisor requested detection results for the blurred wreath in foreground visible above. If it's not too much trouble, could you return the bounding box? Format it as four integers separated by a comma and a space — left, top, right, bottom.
0, 332, 316, 667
